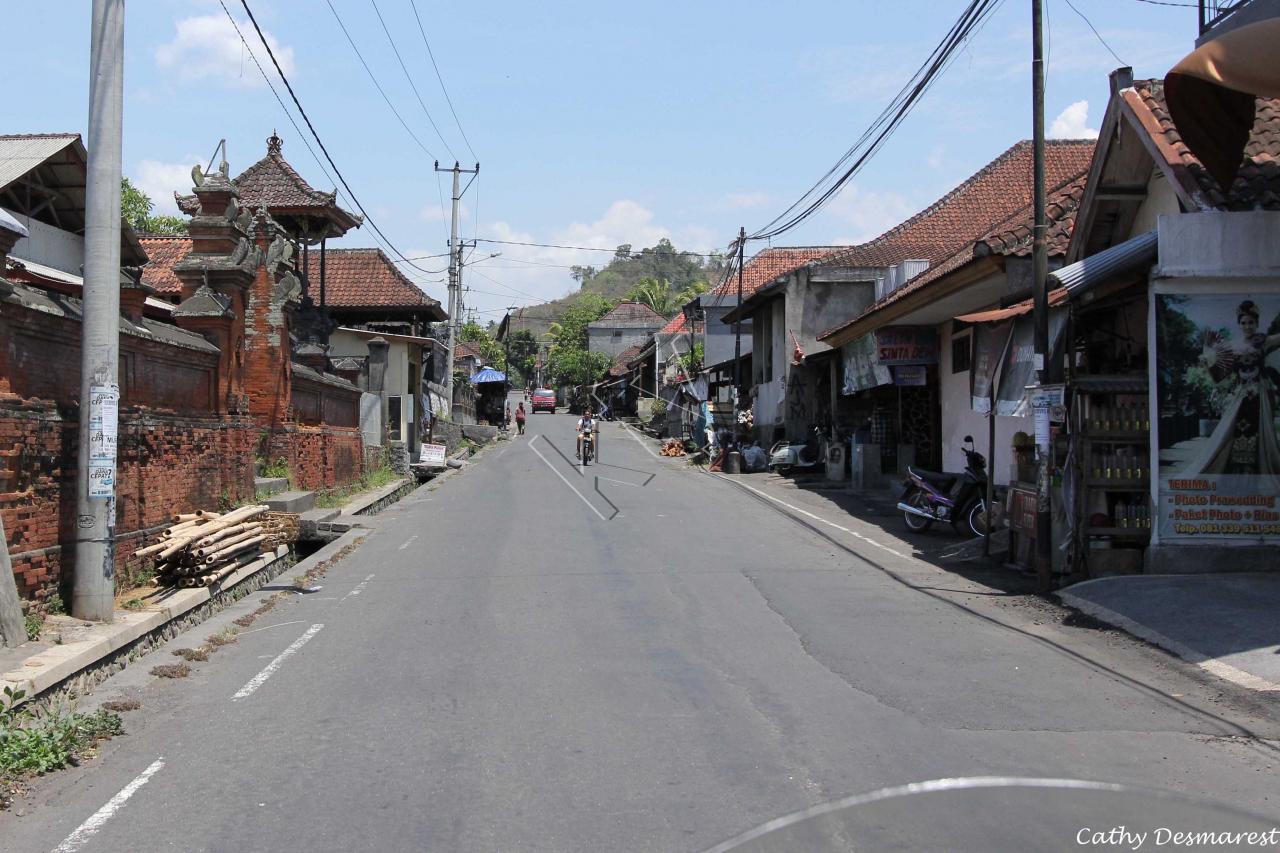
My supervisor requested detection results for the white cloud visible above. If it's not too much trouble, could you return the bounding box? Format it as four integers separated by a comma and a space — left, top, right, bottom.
134, 158, 201, 216
1049, 100, 1099, 139
155, 14, 294, 88
823, 182, 917, 245
926, 145, 945, 170
419, 203, 469, 224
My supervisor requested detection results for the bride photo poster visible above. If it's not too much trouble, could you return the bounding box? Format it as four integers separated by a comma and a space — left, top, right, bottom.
1156, 292, 1280, 543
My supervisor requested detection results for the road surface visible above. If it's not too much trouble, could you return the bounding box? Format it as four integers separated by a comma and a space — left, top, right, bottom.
4, 401, 1278, 851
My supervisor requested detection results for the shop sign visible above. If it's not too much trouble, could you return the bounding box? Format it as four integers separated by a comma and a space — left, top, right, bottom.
420, 443, 447, 466
876, 326, 938, 365
893, 365, 927, 386
1155, 293, 1280, 543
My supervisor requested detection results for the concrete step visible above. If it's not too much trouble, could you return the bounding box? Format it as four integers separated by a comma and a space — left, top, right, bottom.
254, 477, 289, 499
299, 507, 340, 524
264, 490, 316, 514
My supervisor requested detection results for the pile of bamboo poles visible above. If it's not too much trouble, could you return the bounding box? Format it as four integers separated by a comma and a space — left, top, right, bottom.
259, 512, 301, 551
134, 505, 270, 589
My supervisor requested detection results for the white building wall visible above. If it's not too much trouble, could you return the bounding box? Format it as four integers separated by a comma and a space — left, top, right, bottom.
939, 320, 1027, 484
4, 209, 84, 274
1129, 171, 1180, 238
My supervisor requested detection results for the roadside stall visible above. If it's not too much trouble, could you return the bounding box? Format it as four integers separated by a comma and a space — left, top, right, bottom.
469, 367, 508, 426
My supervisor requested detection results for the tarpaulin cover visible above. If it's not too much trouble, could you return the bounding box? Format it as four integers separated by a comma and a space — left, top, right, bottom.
469, 367, 507, 384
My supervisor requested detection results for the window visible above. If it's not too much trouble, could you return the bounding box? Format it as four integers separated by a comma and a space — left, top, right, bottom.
951, 332, 972, 374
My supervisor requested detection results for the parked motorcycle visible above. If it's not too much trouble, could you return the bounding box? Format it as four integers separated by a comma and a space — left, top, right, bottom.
768, 427, 824, 472
897, 435, 988, 538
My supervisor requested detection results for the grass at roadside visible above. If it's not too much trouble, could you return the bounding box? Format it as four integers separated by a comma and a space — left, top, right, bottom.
314, 462, 402, 509
1, 686, 124, 810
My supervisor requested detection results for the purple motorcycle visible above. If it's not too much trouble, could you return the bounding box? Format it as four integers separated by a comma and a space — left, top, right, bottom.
897, 435, 989, 539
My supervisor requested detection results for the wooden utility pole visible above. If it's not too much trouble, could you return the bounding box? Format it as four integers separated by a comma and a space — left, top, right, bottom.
1031, 0, 1053, 590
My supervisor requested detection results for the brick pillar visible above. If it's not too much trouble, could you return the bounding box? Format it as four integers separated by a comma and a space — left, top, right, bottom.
242, 218, 301, 430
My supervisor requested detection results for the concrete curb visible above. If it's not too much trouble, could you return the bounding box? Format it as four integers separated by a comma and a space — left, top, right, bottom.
342, 477, 414, 516
1056, 590, 1280, 694
0, 545, 295, 706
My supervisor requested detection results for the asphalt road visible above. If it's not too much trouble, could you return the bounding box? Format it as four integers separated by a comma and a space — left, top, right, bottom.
4, 401, 1279, 852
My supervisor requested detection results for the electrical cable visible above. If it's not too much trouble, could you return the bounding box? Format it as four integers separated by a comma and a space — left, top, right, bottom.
408, 0, 479, 162
749, 0, 1003, 241
322, 0, 439, 162
238, 0, 444, 279
368, 0, 458, 160
473, 237, 726, 257
1062, 0, 1129, 66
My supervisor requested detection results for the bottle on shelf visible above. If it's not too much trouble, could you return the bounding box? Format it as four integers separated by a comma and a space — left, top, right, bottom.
1115, 497, 1129, 528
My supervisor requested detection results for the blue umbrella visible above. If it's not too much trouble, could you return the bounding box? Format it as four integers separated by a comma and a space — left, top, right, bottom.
469, 367, 507, 384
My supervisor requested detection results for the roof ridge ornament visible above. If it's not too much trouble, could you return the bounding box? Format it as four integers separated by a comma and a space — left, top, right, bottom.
267, 132, 283, 155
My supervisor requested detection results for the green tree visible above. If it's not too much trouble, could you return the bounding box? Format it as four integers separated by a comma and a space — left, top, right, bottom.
459, 320, 506, 370
545, 293, 613, 387
628, 278, 680, 316
121, 177, 188, 235
506, 329, 539, 383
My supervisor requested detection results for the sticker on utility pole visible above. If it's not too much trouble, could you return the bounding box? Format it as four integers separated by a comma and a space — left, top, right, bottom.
87, 384, 119, 498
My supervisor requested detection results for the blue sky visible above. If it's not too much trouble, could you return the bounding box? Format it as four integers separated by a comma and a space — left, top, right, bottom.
7, 0, 1196, 319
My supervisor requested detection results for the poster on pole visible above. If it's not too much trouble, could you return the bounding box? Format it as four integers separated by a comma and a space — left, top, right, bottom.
87, 384, 118, 499
1155, 293, 1280, 542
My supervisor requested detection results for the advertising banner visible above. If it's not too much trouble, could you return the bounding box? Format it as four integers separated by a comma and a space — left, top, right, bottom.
970, 320, 1012, 413
994, 310, 1066, 416
842, 334, 892, 394
1155, 293, 1280, 543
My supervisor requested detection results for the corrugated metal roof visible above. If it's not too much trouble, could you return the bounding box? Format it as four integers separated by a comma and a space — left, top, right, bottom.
1047, 230, 1157, 296
0, 134, 80, 191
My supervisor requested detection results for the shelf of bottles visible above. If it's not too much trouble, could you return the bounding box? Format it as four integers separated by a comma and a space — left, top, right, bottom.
1082, 391, 1152, 540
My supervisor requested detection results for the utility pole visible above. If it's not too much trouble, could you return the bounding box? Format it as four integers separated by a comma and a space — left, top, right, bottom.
434, 160, 479, 416
1031, 0, 1053, 591
732, 226, 746, 400
73, 0, 125, 622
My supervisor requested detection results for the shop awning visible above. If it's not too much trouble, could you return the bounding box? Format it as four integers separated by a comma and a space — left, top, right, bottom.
1046, 230, 1157, 298
469, 367, 507, 384
954, 287, 1068, 324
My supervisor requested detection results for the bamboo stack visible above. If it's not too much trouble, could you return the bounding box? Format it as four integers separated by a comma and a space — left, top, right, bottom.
259, 512, 301, 550
134, 505, 271, 589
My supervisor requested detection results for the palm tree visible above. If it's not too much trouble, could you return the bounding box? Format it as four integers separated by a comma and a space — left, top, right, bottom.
629, 278, 680, 317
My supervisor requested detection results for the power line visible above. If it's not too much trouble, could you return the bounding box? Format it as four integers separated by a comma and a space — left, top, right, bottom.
749, 0, 1004, 241
408, 0, 479, 162
238, 0, 441, 279
1062, 0, 1129, 66
368, 0, 458, 160
220, 2, 446, 300
322, 0, 440, 162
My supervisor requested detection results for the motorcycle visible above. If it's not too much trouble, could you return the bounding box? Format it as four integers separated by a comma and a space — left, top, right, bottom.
581, 428, 596, 465
768, 427, 824, 472
897, 435, 989, 538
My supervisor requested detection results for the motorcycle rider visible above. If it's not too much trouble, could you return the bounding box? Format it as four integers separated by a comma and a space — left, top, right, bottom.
576, 409, 597, 460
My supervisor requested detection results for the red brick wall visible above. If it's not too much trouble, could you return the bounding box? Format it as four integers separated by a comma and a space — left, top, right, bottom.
0, 404, 256, 606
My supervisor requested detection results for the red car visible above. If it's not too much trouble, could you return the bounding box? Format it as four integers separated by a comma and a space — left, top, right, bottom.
531, 388, 557, 413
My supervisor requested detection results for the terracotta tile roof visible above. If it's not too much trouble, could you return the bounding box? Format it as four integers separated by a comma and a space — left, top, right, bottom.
454, 340, 483, 360
883, 174, 1089, 301
820, 140, 1093, 273
710, 246, 845, 301
589, 301, 667, 328
658, 314, 688, 335
1123, 79, 1280, 210
817, 139, 1094, 341
301, 248, 444, 316
139, 236, 191, 296
609, 343, 645, 377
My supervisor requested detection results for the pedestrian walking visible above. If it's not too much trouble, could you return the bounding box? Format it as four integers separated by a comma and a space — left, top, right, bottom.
515, 402, 526, 435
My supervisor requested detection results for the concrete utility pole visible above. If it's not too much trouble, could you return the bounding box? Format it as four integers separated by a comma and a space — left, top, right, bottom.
732, 226, 746, 399
434, 160, 479, 415
1030, 0, 1053, 591
73, 0, 125, 622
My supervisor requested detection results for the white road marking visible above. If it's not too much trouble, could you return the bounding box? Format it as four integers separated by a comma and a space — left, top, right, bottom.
712, 473, 907, 559
529, 437, 607, 521
340, 574, 376, 603
232, 624, 324, 700
53, 758, 165, 853
397, 535, 419, 551
597, 476, 641, 487
235, 619, 307, 637
620, 422, 660, 457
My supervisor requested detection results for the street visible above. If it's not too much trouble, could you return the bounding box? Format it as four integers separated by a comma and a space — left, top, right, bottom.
2, 403, 1278, 852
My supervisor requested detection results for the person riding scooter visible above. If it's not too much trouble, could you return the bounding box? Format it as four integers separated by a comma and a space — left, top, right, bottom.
576, 409, 597, 461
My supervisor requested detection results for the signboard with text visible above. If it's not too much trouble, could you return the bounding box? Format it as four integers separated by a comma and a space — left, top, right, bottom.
876, 326, 938, 365
1155, 292, 1280, 543
420, 443, 447, 467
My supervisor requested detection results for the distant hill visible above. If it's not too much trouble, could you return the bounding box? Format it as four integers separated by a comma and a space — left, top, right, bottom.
505, 239, 726, 338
